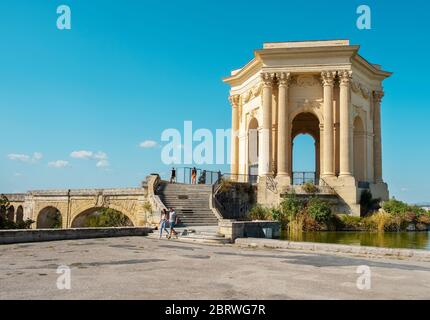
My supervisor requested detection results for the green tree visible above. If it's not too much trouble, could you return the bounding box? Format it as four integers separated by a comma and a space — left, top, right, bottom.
84, 208, 133, 227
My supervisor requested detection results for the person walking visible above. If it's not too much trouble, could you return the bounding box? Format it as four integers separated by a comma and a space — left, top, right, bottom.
159, 209, 170, 239
191, 167, 197, 184
167, 207, 178, 239
170, 167, 176, 184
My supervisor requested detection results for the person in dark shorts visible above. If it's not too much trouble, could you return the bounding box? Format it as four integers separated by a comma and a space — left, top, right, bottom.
170, 167, 176, 184
167, 207, 178, 239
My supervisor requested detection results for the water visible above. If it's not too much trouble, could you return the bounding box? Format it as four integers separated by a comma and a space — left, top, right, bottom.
281, 231, 430, 251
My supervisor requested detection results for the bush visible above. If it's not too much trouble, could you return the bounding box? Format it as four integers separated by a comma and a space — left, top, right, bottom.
85, 208, 133, 227
269, 207, 288, 228
280, 193, 304, 219
302, 182, 319, 194
417, 214, 430, 225
338, 214, 362, 230
248, 205, 271, 221
383, 198, 410, 215
307, 198, 332, 223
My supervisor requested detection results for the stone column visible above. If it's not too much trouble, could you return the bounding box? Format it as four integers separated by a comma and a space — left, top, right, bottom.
373, 91, 384, 183
229, 95, 240, 177
259, 72, 274, 176
339, 70, 353, 177
321, 71, 336, 177
276, 72, 291, 180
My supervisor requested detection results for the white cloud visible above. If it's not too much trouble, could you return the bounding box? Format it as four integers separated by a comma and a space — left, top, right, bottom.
7, 152, 43, 163
139, 140, 158, 148
93, 151, 107, 160
48, 160, 69, 168
8, 154, 31, 162
96, 159, 110, 168
70, 150, 110, 168
33, 152, 43, 161
14, 173, 23, 177
70, 150, 93, 159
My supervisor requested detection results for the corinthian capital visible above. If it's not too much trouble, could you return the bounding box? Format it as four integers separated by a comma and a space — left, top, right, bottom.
373, 90, 384, 104
229, 94, 240, 107
338, 70, 353, 85
261, 72, 275, 87
321, 71, 336, 86
276, 72, 291, 87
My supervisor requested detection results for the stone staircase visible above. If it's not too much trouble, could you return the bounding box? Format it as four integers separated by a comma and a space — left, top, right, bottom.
157, 182, 219, 226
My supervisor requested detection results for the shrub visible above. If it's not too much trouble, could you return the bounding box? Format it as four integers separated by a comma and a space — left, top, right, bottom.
417, 214, 430, 225
269, 207, 288, 228
85, 208, 133, 227
307, 197, 332, 223
280, 193, 304, 219
248, 204, 271, 221
338, 214, 362, 230
383, 198, 410, 215
302, 182, 319, 194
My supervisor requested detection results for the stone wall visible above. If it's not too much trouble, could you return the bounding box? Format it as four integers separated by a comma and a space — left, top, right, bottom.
0, 227, 152, 244
218, 219, 281, 241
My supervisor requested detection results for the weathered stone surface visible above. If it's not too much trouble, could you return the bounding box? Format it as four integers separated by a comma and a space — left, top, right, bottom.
0, 227, 152, 244
1, 237, 429, 299
235, 238, 430, 262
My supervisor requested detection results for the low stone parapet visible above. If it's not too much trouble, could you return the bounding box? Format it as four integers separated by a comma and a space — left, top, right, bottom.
234, 238, 430, 261
0, 227, 153, 245
218, 220, 281, 241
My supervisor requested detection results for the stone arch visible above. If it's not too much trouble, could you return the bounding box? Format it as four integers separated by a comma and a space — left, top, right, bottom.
0, 205, 5, 219
291, 112, 321, 184
7, 206, 15, 221
353, 115, 366, 182
289, 105, 323, 128
71, 207, 135, 228
37, 206, 62, 229
70, 201, 138, 228
16, 206, 24, 223
247, 117, 259, 176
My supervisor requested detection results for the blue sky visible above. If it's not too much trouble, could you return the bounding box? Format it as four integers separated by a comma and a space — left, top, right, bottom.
0, 0, 429, 203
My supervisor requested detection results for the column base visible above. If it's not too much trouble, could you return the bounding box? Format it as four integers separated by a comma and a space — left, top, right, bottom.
275, 175, 291, 188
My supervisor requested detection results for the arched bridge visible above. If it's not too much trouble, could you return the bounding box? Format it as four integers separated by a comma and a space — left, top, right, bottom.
3, 187, 153, 229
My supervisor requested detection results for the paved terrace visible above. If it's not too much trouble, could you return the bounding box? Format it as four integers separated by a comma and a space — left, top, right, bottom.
1, 237, 429, 299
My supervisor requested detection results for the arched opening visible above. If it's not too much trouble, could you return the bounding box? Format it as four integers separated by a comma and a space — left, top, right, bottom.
7, 206, 15, 221
248, 118, 259, 177
291, 112, 320, 185
71, 207, 134, 228
0, 205, 6, 219
353, 116, 366, 182
16, 206, 24, 223
37, 207, 62, 229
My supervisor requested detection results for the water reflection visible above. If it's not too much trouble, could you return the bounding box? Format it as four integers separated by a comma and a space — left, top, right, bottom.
281, 231, 430, 250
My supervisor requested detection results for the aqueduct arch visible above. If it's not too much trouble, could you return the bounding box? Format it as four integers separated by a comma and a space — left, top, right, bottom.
16, 206, 24, 223
37, 206, 62, 229
71, 207, 134, 228
7, 206, 15, 221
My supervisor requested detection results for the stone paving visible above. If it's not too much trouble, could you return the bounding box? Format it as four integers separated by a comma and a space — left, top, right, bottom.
1, 236, 429, 300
